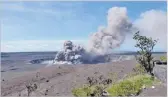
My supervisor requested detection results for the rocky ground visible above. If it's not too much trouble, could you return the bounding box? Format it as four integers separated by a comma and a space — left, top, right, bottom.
139, 83, 167, 96
138, 63, 167, 97
1, 55, 167, 96
153, 65, 167, 84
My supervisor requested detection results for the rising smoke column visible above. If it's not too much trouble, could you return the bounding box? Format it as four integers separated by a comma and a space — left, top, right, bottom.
88, 7, 133, 55
52, 7, 166, 65
53, 40, 86, 65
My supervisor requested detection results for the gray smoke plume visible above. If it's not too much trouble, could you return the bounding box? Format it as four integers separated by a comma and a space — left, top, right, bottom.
53, 7, 166, 65
87, 7, 133, 55
52, 40, 115, 65
53, 7, 134, 65
53, 40, 86, 64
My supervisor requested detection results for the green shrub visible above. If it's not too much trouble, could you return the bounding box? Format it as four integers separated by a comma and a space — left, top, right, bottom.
133, 64, 147, 75
72, 74, 158, 97
110, 80, 137, 96
72, 85, 105, 97
160, 56, 167, 61
72, 85, 92, 97
107, 74, 155, 96
133, 31, 157, 75
92, 85, 105, 96
125, 64, 147, 79
128, 75, 154, 87
72, 74, 114, 97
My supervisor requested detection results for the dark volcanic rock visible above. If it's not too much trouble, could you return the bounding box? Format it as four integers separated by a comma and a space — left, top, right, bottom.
1, 70, 6, 72
29, 58, 54, 64
153, 65, 167, 83
10, 68, 19, 71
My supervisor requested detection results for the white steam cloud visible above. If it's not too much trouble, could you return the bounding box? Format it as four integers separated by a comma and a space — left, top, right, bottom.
88, 7, 133, 55
134, 10, 167, 50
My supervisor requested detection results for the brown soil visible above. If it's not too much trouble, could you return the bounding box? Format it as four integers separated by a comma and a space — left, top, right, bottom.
1, 58, 167, 96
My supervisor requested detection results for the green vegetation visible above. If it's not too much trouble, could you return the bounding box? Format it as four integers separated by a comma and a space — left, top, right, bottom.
160, 56, 167, 61
72, 85, 92, 96
72, 74, 159, 97
124, 64, 146, 79
72, 32, 162, 97
133, 31, 157, 75
107, 74, 157, 96
72, 84, 105, 97
132, 64, 147, 75
72, 74, 113, 97
71, 63, 160, 97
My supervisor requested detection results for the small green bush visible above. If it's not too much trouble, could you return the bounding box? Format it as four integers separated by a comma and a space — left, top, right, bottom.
109, 80, 138, 96
72, 85, 92, 97
128, 75, 154, 87
92, 85, 105, 96
125, 64, 147, 79
133, 64, 147, 75
160, 56, 167, 61
107, 74, 155, 96
72, 85, 104, 97
72, 74, 114, 97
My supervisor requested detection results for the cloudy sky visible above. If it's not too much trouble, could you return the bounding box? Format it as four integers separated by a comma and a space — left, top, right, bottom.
1, 1, 167, 52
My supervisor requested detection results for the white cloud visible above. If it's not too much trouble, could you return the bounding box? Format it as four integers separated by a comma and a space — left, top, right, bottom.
133, 9, 167, 51
1, 40, 87, 52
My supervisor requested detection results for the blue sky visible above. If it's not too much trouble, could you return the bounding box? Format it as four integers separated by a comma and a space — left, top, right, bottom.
1, 1, 167, 52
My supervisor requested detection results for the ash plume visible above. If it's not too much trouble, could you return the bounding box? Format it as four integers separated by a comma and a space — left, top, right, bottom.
53, 7, 166, 65
53, 7, 134, 65
53, 40, 86, 65
87, 7, 133, 55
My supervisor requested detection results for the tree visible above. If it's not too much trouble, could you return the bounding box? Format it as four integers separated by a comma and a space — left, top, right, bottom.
133, 31, 157, 75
